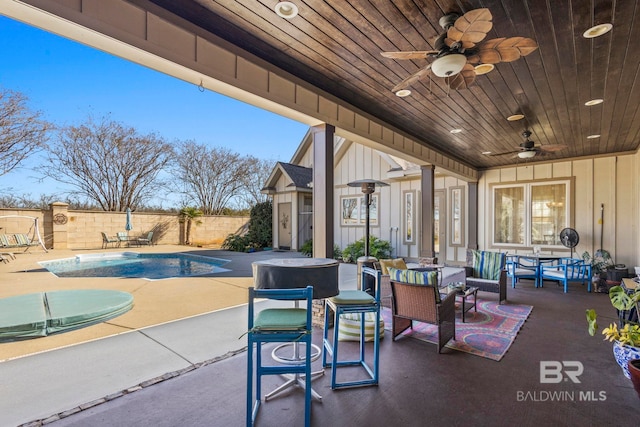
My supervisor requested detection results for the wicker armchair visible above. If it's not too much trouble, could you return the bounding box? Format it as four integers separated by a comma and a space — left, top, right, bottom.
389, 279, 456, 353
464, 250, 508, 304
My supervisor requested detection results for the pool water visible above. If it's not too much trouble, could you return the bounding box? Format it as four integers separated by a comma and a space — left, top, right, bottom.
39, 252, 231, 280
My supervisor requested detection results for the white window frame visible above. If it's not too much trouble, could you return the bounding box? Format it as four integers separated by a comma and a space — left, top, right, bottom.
491, 179, 572, 249
340, 194, 379, 227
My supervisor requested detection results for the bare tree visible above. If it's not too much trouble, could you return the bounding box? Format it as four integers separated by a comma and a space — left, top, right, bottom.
43, 115, 173, 211
238, 156, 273, 208
0, 88, 51, 176
173, 141, 253, 215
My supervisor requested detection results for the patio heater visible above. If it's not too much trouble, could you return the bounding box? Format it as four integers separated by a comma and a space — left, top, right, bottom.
347, 179, 389, 291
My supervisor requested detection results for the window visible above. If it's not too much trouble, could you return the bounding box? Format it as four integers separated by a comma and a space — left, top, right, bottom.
341, 194, 378, 226
403, 190, 415, 243
450, 186, 464, 246
492, 180, 570, 247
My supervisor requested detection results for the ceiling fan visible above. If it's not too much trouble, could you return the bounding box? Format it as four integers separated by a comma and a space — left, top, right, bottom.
381, 8, 538, 92
490, 130, 567, 159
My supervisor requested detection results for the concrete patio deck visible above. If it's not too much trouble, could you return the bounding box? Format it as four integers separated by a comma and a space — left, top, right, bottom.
0, 246, 355, 426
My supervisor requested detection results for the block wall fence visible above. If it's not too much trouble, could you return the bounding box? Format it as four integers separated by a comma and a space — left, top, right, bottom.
0, 203, 249, 250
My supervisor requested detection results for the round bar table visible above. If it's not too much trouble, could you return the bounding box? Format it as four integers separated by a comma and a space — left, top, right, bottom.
252, 257, 339, 401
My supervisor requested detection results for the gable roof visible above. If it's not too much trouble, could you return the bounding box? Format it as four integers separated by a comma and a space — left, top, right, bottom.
262, 162, 312, 194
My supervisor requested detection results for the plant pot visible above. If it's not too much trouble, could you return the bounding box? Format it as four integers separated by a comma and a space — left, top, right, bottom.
628, 359, 640, 400
613, 341, 640, 379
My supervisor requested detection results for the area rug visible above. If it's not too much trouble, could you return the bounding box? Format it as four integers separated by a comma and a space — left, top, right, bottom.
382, 299, 533, 361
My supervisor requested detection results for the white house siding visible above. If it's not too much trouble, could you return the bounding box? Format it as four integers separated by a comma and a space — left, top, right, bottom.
477, 151, 640, 268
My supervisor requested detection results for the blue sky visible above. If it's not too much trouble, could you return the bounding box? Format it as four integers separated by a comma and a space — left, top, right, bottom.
0, 16, 308, 204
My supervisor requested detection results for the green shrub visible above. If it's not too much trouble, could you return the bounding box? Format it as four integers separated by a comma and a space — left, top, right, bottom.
221, 234, 250, 252
300, 239, 313, 256
299, 239, 343, 260
245, 201, 272, 249
342, 236, 391, 263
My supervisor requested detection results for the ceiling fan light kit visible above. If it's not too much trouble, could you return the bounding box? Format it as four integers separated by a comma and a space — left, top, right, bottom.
431, 54, 467, 77
518, 150, 536, 159
381, 8, 538, 92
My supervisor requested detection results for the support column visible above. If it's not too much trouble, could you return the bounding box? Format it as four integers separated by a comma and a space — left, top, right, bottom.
468, 182, 478, 250
419, 165, 435, 258
312, 124, 334, 259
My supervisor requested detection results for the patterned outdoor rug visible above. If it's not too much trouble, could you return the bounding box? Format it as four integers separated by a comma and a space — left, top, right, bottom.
382, 300, 533, 361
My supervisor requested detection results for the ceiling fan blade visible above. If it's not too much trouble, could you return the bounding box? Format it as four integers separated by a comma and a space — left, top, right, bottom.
445, 63, 476, 89
538, 144, 567, 152
381, 50, 439, 60
391, 64, 433, 92
445, 8, 493, 49
467, 37, 539, 64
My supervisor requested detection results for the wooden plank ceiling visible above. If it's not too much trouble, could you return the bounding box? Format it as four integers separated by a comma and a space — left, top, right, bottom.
145, 0, 640, 170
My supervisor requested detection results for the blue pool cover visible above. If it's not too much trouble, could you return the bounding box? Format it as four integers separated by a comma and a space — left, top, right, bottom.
0, 290, 134, 341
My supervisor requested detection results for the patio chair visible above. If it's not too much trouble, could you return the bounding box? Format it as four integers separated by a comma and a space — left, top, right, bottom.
247, 285, 314, 427
464, 250, 508, 303
540, 257, 592, 292
322, 267, 381, 389
506, 255, 539, 288
116, 232, 128, 247
101, 232, 119, 249
137, 231, 154, 246
388, 267, 456, 353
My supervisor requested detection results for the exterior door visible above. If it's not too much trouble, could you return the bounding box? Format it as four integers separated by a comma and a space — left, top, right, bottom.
434, 190, 446, 259
278, 202, 292, 250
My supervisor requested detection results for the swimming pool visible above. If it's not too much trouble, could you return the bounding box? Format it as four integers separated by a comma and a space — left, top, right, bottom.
39, 252, 231, 280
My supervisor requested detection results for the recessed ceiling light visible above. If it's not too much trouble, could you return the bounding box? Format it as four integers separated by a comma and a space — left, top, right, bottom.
395, 89, 412, 97
585, 98, 604, 106
482, 151, 492, 155
450, 128, 462, 134
587, 134, 601, 139
474, 64, 495, 75
274, 2, 299, 19
583, 23, 613, 39
507, 114, 525, 121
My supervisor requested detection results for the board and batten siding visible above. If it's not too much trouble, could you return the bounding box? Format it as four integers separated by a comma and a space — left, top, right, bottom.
477, 152, 639, 269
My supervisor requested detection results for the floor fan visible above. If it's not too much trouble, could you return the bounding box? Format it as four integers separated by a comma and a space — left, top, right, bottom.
559, 228, 579, 257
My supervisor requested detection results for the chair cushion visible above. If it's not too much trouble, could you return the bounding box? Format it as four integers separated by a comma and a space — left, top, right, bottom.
378, 258, 407, 275
13, 234, 31, 245
387, 268, 440, 303
338, 312, 384, 342
472, 250, 505, 281
254, 308, 308, 330
329, 290, 375, 305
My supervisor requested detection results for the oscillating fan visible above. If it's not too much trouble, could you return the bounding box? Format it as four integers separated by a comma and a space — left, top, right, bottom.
559, 228, 579, 257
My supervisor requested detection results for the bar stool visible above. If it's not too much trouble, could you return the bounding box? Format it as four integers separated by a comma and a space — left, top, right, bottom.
246, 286, 314, 427
322, 267, 381, 389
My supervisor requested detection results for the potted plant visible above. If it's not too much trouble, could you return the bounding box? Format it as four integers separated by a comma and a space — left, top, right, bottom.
587, 285, 640, 380
582, 250, 614, 289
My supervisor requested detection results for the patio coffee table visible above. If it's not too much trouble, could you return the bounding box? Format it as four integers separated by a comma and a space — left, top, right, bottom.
442, 284, 478, 323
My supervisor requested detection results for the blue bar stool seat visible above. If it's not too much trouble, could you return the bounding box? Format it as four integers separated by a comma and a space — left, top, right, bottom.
247, 286, 314, 427
322, 267, 381, 389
